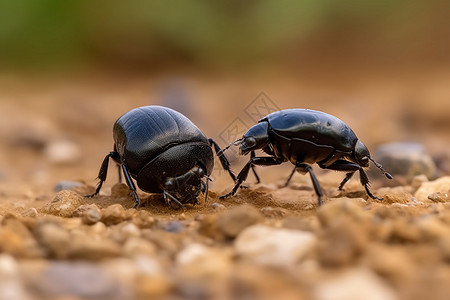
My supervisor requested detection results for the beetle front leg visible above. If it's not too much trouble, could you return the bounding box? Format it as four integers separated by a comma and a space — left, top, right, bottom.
220, 156, 283, 199
121, 164, 141, 208
85, 151, 120, 198
250, 151, 261, 184
209, 138, 236, 182
320, 160, 382, 201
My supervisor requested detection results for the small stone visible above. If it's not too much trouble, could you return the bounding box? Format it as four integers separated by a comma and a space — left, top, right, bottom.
164, 221, 185, 233
101, 204, 132, 226
83, 207, 102, 225
314, 268, 398, 300
216, 204, 263, 239
428, 192, 450, 203
33, 220, 71, 259
317, 198, 368, 228
111, 183, 131, 198
411, 174, 428, 190
414, 176, 450, 202
0, 254, 33, 300
132, 210, 156, 229
41, 190, 84, 218
210, 202, 226, 212
317, 218, 368, 267
176, 243, 232, 278
123, 237, 157, 257
260, 206, 288, 218
235, 225, 317, 268
44, 139, 81, 165
134, 256, 171, 297
22, 207, 38, 217
53, 180, 83, 192
73, 204, 102, 225
364, 245, 415, 282
68, 235, 122, 260
0, 216, 44, 258
372, 142, 436, 182
27, 261, 132, 299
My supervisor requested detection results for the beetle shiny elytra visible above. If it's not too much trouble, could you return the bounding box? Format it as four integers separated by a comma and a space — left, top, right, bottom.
219, 109, 392, 205
86, 106, 235, 208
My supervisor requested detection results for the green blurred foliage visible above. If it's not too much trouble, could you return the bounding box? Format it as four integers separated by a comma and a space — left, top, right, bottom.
0, 0, 448, 71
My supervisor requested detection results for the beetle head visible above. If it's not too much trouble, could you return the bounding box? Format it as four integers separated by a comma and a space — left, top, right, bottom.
354, 140, 370, 167
240, 122, 269, 155
162, 165, 209, 206
354, 140, 393, 180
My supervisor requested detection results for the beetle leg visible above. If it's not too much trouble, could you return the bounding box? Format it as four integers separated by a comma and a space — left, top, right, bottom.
250, 151, 261, 184
320, 160, 383, 201
220, 156, 283, 199
359, 169, 383, 201
296, 163, 323, 206
117, 164, 122, 183
85, 151, 120, 198
284, 166, 297, 187
121, 164, 141, 208
338, 172, 355, 190
209, 138, 237, 182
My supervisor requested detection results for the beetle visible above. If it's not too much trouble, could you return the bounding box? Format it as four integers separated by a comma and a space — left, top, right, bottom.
86, 105, 235, 208
219, 109, 392, 205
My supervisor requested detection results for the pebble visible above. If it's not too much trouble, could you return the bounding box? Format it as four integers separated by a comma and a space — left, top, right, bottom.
317, 198, 368, 228
53, 180, 83, 192
131, 210, 156, 229
414, 176, 450, 202
210, 202, 226, 212
123, 237, 157, 257
428, 192, 449, 203
0, 254, 33, 300
44, 139, 82, 164
164, 221, 185, 233
216, 204, 263, 239
234, 225, 317, 268
28, 261, 133, 299
32, 220, 71, 258
411, 174, 428, 191
21, 207, 38, 217
41, 190, 85, 218
314, 268, 398, 300
317, 218, 368, 267
176, 243, 232, 278
101, 204, 133, 226
372, 142, 436, 182
0, 216, 45, 258
260, 206, 288, 218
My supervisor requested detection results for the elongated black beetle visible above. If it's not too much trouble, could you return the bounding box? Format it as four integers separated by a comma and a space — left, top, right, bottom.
219, 109, 392, 205
86, 106, 235, 208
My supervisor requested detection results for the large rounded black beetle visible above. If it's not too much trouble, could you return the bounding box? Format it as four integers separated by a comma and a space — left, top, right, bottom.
220, 109, 392, 205
86, 106, 235, 208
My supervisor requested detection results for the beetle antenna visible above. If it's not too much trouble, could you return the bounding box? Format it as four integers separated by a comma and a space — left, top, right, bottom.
368, 157, 393, 179
217, 138, 243, 156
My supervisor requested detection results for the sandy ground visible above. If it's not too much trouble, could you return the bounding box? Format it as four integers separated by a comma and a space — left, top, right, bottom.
0, 69, 450, 299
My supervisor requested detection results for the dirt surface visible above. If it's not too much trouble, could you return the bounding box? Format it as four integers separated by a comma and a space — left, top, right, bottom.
0, 70, 450, 300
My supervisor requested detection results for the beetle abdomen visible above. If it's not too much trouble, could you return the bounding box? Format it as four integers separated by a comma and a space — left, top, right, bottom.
113, 106, 208, 174
264, 109, 358, 151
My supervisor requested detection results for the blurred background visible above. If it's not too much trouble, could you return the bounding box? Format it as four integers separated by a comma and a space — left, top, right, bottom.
0, 0, 449, 195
